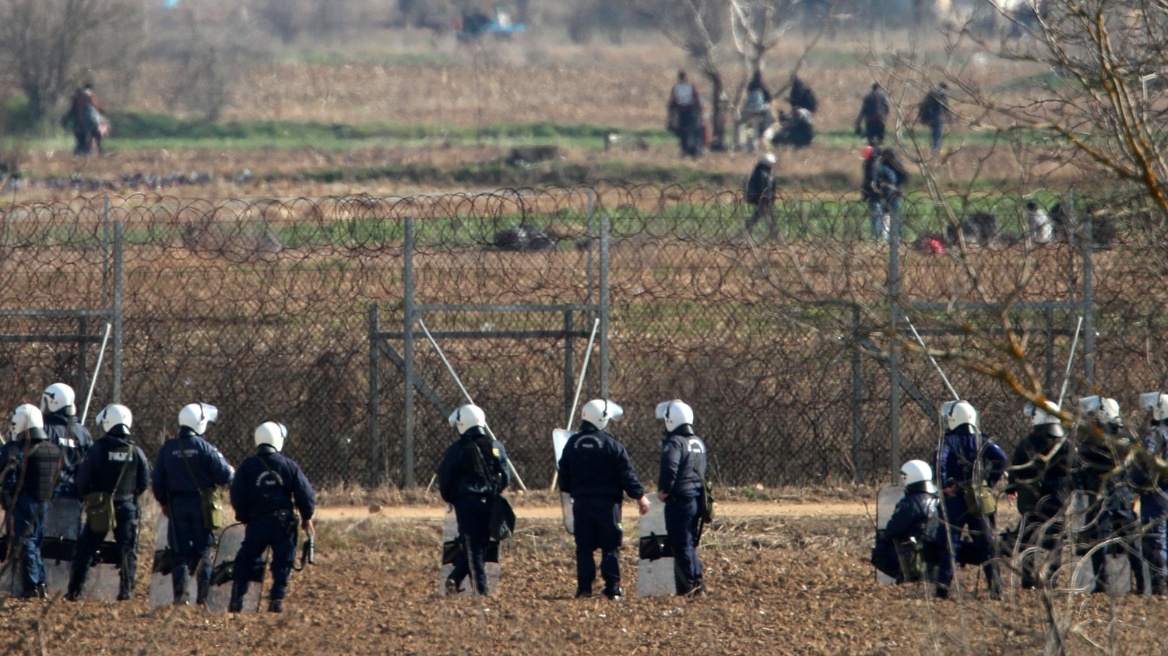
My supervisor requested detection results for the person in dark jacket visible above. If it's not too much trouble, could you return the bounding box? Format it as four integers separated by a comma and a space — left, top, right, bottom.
1075, 396, 1143, 594
872, 459, 938, 583
917, 82, 951, 155
438, 404, 510, 596
668, 70, 705, 158
854, 82, 891, 145
1134, 393, 1168, 595
558, 399, 650, 600
66, 404, 150, 601
0, 405, 63, 598
788, 75, 818, 114
933, 400, 1008, 599
655, 400, 708, 596
1004, 401, 1070, 589
772, 107, 815, 149
228, 422, 315, 613
61, 83, 104, 156
151, 402, 234, 605
39, 382, 93, 501
742, 69, 773, 152
743, 153, 778, 240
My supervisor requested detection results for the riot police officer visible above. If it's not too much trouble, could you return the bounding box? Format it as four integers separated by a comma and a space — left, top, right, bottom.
0, 405, 63, 598
228, 422, 315, 613
558, 399, 650, 601
1005, 401, 1070, 589
39, 383, 92, 500
933, 400, 1008, 599
872, 459, 939, 583
151, 402, 234, 604
655, 399, 708, 596
66, 404, 150, 601
438, 404, 510, 596
1135, 393, 1168, 595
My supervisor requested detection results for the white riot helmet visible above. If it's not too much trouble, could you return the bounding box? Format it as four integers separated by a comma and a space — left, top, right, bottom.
941, 400, 978, 432
96, 404, 132, 435
10, 404, 45, 439
760, 153, 777, 167
900, 459, 933, 487
655, 399, 694, 433
580, 399, 623, 430
178, 402, 219, 434
1079, 395, 1121, 426
1139, 392, 1168, 423
41, 382, 76, 416
255, 421, 287, 452
448, 404, 487, 435
1024, 400, 1064, 435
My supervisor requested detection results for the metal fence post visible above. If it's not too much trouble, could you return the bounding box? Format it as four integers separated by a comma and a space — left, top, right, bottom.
563, 310, 574, 426
1044, 307, 1055, 394
369, 304, 382, 487
851, 303, 864, 483
1082, 202, 1095, 386
112, 219, 123, 404
888, 200, 903, 483
403, 216, 416, 487
599, 214, 611, 398
102, 196, 110, 310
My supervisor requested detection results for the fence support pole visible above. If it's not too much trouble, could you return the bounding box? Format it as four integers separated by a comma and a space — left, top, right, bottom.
888, 200, 903, 483
1044, 307, 1055, 394
851, 304, 864, 483
369, 305, 382, 487
112, 220, 123, 404
403, 216, 416, 487
1082, 204, 1095, 386
563, 310, 574, 426
599, 214, 611, 398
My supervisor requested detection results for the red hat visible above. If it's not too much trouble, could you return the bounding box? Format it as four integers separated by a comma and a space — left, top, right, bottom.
861, 145, 875, 161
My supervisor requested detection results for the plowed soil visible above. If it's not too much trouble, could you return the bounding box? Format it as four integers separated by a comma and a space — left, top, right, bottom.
2, 501, 1166, 655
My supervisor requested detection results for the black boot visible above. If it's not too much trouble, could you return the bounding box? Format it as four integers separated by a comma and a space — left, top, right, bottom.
195, 578, 209, 605
602, 584, 623, 601
574, 585, 593, 598
228, 596, 243, 613
268, 598, 283, 613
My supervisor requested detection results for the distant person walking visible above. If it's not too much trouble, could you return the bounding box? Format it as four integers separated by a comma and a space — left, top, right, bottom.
917, 82, 951, 155
667, 71, 705, 158
743, 154, 779, 240
855, 82, 891, 145
61, 83, 106, 156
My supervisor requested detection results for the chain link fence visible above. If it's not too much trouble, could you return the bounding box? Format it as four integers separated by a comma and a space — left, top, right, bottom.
0, 184, 1162, 488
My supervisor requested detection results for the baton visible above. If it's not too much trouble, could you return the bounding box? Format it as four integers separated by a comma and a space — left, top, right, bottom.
80, 322, 112, 425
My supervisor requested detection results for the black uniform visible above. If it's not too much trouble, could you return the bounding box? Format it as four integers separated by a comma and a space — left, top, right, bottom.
42, 411, 92, 500
0, 429, 63, 598
1076, 426, 1143, 593
658, 425, 708, 595
229, 444, 316, 611
67, 430, 150, 600
744, 160, 778, 239
871, 481, 938, 582
558, 421, 646, 598
437, 426, 510, 595
1005, 423, 1070, 588
855, 85, 890, 144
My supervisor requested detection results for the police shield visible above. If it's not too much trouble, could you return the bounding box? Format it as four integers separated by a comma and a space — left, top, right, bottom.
875, 484, 905, 585
636, 500, 674, 597
42, 498, 83, 596
439, 504, 500, 596
1066, 493, 1133, 595
552, 429, 573, 534
206, 523, 266, 614
148, 515, 193, 607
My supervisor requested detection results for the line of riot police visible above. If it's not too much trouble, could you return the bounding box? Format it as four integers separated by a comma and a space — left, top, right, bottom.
873, 392, 1168, 598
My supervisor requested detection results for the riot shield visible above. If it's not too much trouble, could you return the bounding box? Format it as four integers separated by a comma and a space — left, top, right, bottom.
42, 498, 83, 596
553, 429, 574, 534
206, 523, 266, 614
148, 515, 192, 607
875, 485, 905, 585
439, 504, 500, 596
636, 500, 674, 597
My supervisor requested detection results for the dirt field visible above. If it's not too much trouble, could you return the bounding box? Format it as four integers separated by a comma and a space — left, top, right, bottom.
4, 498, 1168, 655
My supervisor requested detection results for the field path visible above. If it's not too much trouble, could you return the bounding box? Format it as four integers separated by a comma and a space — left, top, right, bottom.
316, 500, 870, 521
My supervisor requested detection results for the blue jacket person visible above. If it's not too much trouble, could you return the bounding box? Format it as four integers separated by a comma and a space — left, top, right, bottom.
558, 399, 650, 600
67, 405, 150, 601
655, 399, 709, 596
872, 460, 938, 583
438, 404, 510, 596
151, 402, 234, 604
228, 422, 316, 613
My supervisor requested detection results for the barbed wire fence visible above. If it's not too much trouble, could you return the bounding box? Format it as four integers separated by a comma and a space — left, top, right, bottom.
1, 183, 1163, 489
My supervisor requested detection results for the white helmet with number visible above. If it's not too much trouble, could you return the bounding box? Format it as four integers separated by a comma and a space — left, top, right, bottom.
97, 404, 133, 435
900, 459, 933, 487
178, 402, 219, 434
41, 382, 76, 416
580, 399, 623, 430
655, 399, 694, 432
448, 404, 487, 435
1139, 392, 1168, 422
255, 421, 287, 452
941, 400, 978, 431
10, 404, 45, 438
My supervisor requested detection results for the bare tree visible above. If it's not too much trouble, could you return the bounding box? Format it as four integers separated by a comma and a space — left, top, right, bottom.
0, 0, 143, 125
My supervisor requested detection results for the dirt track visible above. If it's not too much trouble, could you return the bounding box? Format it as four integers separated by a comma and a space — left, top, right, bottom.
316, 500, 871, 521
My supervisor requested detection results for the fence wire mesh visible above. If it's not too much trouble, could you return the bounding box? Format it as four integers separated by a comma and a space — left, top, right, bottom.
0, 184, 1164, 488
